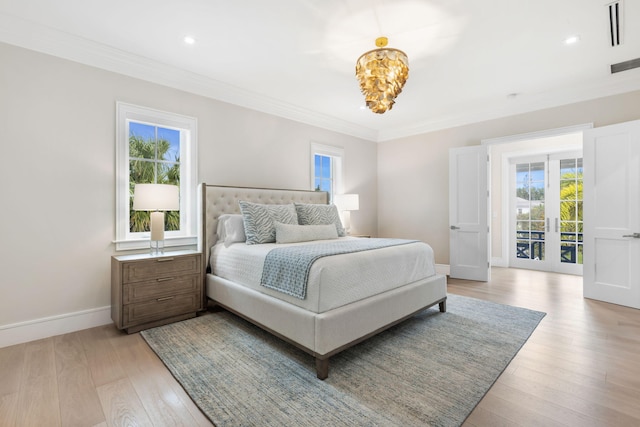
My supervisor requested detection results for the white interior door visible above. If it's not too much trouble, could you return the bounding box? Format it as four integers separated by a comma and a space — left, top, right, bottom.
583, 120, 640, 309
449, 145, 490, 281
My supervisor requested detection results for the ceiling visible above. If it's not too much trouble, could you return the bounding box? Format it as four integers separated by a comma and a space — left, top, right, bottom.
1, 0, 639, 142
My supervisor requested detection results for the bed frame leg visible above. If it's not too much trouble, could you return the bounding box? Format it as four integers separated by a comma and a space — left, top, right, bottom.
316, 358, 329, 380
439, 299, 447, 312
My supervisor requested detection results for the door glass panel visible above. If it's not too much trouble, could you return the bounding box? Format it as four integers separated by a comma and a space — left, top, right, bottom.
559, 157, 583, 265
515, 162, 546, 261
511, 152, 583, 274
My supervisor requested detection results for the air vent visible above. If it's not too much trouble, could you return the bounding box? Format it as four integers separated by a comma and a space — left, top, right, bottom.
611, 58, 640, 74
608, 1, 624, 46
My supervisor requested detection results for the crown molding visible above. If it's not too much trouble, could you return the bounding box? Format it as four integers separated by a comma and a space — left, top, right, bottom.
2, 13, 639, 144
377, 70, 640, 142
0, 13, 378, 142
378, 69, 640, 142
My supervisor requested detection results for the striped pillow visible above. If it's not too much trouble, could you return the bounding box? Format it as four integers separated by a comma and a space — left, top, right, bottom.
294, 203, 346, 237
239, 201, 298, 244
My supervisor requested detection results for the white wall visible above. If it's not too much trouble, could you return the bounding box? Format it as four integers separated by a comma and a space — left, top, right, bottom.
3, 39, 640, 346
0, 42, 377, 345
378, 89, 640, 264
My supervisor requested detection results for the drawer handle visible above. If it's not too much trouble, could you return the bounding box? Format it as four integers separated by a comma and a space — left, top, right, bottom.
156, 277, 174, 282
156, 296, 174, 302
157, 258, 175, 262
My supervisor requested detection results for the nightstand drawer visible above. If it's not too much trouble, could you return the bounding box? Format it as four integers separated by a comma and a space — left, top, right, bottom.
123, 293, 200, 327
122, 254, 200, 283
112, 250, 204, 332
122, 273, 200, 304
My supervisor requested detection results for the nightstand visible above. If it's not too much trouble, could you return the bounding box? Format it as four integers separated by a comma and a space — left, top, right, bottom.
111, 250, 203, 333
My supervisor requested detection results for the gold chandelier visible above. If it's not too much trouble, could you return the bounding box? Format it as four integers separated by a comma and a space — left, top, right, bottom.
355, 37, 409, 114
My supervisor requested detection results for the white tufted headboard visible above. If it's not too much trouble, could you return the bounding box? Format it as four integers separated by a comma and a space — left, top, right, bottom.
199, 184, 329, 273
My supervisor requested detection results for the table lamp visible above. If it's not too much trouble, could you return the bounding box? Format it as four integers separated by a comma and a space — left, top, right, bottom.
133, 183, 179, 253
334, 193, 359, 235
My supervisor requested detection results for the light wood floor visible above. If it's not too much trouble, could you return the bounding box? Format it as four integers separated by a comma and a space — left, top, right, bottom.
1, 268, 639, 426
452, 268, 640, 427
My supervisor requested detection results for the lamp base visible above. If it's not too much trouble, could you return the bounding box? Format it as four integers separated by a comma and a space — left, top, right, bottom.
150, 239, 165, 255
342, 211, 352, 235
149, 211, 165, 254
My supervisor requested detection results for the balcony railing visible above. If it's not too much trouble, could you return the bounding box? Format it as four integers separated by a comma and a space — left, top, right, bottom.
516, 231, 583, 263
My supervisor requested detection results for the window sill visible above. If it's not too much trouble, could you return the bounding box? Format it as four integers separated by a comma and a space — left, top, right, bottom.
113, 235, 198, 252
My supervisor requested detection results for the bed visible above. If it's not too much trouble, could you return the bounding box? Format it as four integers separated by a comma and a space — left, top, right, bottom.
200, 184, 447, 379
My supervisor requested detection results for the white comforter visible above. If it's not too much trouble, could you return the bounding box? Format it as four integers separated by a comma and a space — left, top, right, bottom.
210, 237, 436, 313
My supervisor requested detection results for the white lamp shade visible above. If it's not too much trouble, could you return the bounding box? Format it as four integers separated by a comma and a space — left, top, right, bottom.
133, 184, 180, 211
334, 193, 359, 211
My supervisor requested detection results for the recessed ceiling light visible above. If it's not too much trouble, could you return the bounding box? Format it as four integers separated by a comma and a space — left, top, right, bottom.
184, 36, 195, 45
564, 35, 580, 45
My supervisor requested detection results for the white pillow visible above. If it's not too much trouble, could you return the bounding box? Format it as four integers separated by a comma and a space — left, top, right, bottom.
216, 214, 246, 246
275, 222, 338, 244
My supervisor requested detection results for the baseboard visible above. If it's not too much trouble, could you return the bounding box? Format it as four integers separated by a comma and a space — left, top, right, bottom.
436, 264, 450, 276
0, 262, 484, 348
491, 257, 509, 268
0, 306, 112, 348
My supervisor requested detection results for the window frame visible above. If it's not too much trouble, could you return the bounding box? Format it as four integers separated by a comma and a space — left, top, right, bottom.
310, 142, 343, 202
115, 102, 198, 251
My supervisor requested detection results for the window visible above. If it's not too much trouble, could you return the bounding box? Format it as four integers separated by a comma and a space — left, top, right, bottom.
115, 103, 197, 250
314, 154, 332, 192
310, 143, 343, 202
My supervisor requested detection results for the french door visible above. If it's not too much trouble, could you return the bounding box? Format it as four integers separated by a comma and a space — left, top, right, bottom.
509, 151, 583, 275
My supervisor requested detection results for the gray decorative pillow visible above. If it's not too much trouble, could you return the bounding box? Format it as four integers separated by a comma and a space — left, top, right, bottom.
275, 222, 338, 244
238, 201, 298, 244
294, 203, 346, 237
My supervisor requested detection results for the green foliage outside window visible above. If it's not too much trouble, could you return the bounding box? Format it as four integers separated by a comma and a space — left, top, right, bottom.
559, 173, 583, 225
515, 167, 583, 264
129, 134, 181, 232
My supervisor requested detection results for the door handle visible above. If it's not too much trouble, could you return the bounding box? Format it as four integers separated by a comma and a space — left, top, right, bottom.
450, 225, 460, 230
622, 232, 640, 238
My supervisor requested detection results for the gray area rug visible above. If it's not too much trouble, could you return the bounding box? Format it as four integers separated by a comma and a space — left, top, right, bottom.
141, 294, 545, 426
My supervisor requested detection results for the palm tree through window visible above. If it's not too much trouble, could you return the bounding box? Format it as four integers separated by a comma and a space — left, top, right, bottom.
128, 121, 181, 233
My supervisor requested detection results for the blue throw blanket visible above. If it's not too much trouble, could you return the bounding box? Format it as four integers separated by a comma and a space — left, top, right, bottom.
261, 238, 418, 299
